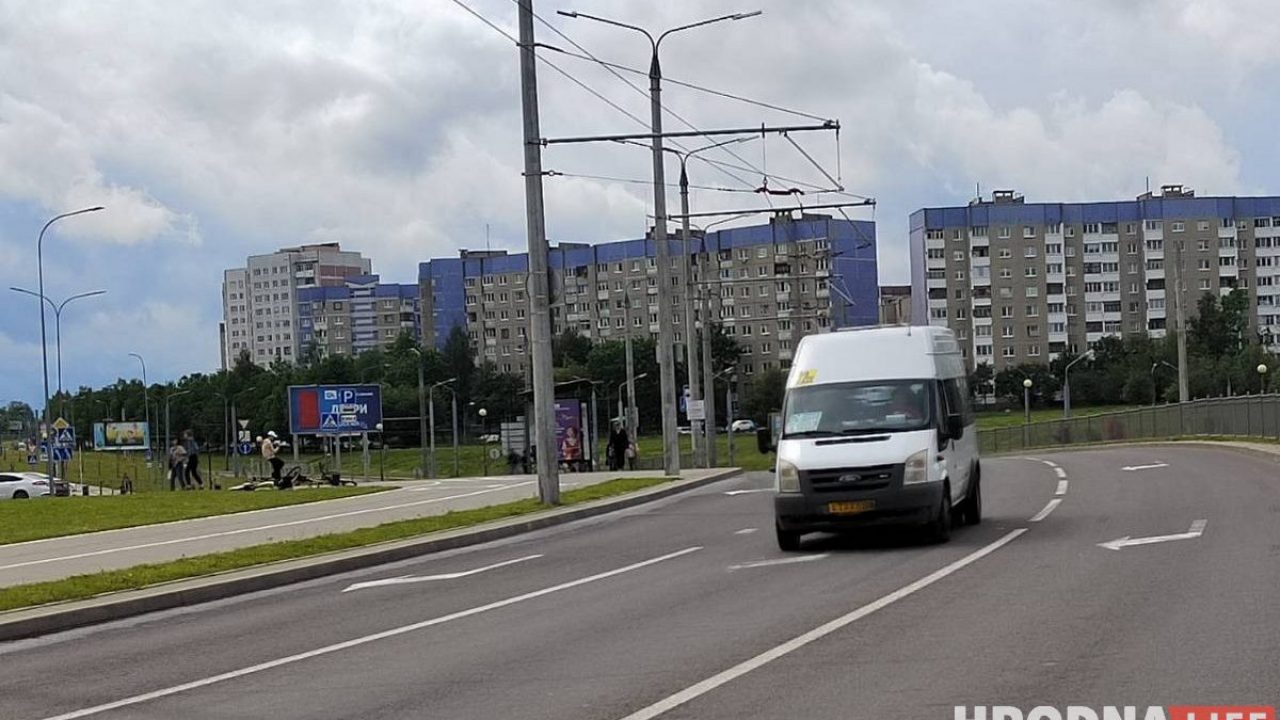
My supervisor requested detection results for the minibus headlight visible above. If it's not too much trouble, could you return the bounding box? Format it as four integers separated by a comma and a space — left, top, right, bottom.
901, 449, 931, 485
776, 460, 801, 493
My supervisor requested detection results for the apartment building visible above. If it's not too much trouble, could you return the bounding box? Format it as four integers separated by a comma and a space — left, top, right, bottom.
419, 215, 879, 379
297, 275, 420, 358
221, 243, 372, 367
909, 187, 1280, 370
879, 285, 912, 324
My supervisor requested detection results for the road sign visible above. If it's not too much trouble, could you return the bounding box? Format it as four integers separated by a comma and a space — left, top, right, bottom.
238, 441, 255, 456
288, 384, 383, 435
26, 453, 37, 466
488, 447, 502, 461
52, 446, 72, 462
52, 417, 70, 431
238, 429, 252, 443
238, 419, 250, 429
687, 400, 706, 421
53, 427, 75, 447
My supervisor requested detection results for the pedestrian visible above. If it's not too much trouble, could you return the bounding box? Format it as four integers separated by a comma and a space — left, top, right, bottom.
260, 431, 286, 487
610, 422, 630, 472
183, 429, 204, 489
168, 437, 188, 490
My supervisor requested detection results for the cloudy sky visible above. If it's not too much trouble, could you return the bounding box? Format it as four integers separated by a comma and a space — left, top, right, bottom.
1, 0, 1277, 408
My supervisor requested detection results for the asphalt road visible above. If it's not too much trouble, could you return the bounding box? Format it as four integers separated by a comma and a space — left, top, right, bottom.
2, 445, 1277, 720
0, 470, 713, 586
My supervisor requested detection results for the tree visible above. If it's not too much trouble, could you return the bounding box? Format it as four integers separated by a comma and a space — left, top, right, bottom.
1189, 288, 1250, 361
994, 363, 1060, 407
707, 323, 742, 373
442, 326, 476, 407
741, 368, 787, 423
967, 362, 993, 401
553, 329, 593, 368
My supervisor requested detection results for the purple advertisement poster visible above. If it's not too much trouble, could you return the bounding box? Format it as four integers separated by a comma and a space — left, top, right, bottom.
554, 399, 584, 464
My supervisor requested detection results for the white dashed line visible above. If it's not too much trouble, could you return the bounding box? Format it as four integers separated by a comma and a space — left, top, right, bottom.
733, 528, 758, 535
1055, 480, 1068, 497
1053, 467, 1067, 479
1029, 498, 1062, 523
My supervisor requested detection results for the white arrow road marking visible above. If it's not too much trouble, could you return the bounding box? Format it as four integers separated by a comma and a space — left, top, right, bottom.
1055, 480, 1069, 496
1122, 462, 1168, 472
342, 554, 543, 592
40, 546, 703, 720
724, 488, 773, 496
1029, 498, 1062, 523
1098, 519, 1207, 551
729, 554, 829, 570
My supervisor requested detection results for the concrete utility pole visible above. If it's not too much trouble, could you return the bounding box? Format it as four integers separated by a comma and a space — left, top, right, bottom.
517, 0, 559, 504
1173, 239, 1190, 402
624, 296, 638, 438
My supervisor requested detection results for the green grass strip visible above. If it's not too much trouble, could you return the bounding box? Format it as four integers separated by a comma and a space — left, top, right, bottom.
0, 476, 672, 613
0, 487, 388, 545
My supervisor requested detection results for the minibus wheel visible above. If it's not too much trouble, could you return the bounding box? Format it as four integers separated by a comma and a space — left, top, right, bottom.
776, 523, 802, 552
927, 485, 952, 543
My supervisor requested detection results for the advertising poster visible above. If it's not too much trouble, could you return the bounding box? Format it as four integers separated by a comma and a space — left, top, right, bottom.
554, 400, 584, 464
93, 422, 150, 451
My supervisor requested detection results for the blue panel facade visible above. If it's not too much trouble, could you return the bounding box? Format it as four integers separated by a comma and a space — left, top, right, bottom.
919, 195, 1280, 231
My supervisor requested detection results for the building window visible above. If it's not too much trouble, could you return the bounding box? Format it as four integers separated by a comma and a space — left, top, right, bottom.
1023, 226, 1036, 238
1002, 346, 1015, 358
1172, 221, 1186, 233
998, 227, 1011, 239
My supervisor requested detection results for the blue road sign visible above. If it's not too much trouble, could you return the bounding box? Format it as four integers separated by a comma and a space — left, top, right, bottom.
238, 441, 255, 456
289, 384, 383, 435
52, 446, 72, 462
53, 427, 75, 447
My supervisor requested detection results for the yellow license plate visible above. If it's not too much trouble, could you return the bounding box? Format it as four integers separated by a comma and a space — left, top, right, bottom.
827, 500, 875, 515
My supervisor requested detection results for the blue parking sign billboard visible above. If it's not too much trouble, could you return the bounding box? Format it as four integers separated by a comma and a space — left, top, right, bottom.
288, 384, 383, 435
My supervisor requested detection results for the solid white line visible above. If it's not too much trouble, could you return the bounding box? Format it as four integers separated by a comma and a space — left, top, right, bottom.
341, 554, 543, 592
1055, 480, 1069, 497
723, 489, 772, 496
1041, 460, 1059, 469
0, 483, 537, 572
38, 546, 704, 720
1029, 498, 1062, 523
728, 554, 828, 570
615, 530, 1027, 720
1121, 462, 1168, 471
1053, 467, 1067, 479
733, 528, 758, 535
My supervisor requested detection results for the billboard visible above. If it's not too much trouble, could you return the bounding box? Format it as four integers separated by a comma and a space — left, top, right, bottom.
288, 384, 383, 435
554, 399, 584, 464
93, 422, 150, 451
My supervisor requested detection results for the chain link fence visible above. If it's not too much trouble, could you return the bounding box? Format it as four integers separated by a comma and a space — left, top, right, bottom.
978, 395, 1280, 454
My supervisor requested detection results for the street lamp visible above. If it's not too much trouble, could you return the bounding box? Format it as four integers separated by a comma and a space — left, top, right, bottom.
616, 372, 649, 438
558, 7, 761, 478
128, 353, 151, 464
34, 206, 104, 485
375, 422, 385, 482
428, 377, 457, 479
1150, 361, 1177, 406
10, 288, 107, 401
1022, 378, 1033, 425
408, 348, 429, 478
1061, 349, 1094, 420
1258, 363, 1268, 394
714, 367, 737, 466
479, 407, 489, 476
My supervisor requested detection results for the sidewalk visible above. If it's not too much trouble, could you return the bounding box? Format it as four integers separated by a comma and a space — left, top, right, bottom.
0, 469, 725, 587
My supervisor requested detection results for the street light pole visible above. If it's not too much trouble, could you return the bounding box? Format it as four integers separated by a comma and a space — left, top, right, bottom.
429, 378, 456, 480
34, 206, 103, 485
128, 352, 150, 477
559, 9, 761, 478
479, 407, 489, 476
410, 348, 428, 478
1061, 350, 1094, 420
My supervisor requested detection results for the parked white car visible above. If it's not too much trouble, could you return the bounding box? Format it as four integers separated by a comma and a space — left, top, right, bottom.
730, 419, 758, 433
0, 472, 53, 499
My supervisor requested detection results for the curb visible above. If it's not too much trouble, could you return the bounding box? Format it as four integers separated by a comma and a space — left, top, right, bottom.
0, 468, 743, 642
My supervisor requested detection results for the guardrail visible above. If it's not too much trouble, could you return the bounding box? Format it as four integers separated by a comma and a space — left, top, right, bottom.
978, 395, 1280, 454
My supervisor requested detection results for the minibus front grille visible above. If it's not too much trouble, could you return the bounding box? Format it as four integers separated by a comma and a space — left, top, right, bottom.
803, 464, 899, 492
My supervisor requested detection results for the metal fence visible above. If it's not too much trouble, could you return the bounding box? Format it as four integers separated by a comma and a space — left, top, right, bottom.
978, 395, 1280, 454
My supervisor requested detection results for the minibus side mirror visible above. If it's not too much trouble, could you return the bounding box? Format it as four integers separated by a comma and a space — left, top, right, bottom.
756, 427, 774, 454
945, 413, 965, 441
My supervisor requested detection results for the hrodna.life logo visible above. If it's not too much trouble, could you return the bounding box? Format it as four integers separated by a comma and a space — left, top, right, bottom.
954, 707, 1275, 720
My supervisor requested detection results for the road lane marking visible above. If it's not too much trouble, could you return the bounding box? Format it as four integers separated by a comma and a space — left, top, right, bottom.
1121, 462, 1168, 471
37, 546, 704, 720
724, 489, 772, 496
1055, 480, 1068, 497
1098, 519, 1207, 551
0, 483, 537, 572
1053, 467, 1067, 479
342, 554, 543, 592
733, 528, 758, 535
614, 529, 1028, 720
1029, 498, 1062, 523
729, 554, 828, 570
1041, 460, 1059, 469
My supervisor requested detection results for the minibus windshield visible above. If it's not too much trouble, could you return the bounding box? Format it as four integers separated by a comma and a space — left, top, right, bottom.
781, 379, 933, 438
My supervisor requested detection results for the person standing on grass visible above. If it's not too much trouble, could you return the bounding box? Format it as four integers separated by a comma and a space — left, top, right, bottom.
168, 437, 188, 490
183, 429, 204, 489
260, 431, 286, 487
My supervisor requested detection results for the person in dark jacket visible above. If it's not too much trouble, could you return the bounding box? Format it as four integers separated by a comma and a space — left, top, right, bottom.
183, 430, 204, 489
610, 422, 630, 472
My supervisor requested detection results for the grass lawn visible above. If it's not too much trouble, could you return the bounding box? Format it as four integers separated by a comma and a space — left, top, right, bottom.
976, 405, 1139, 430
0, 476, 670, 612
0, 486, 386, 545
